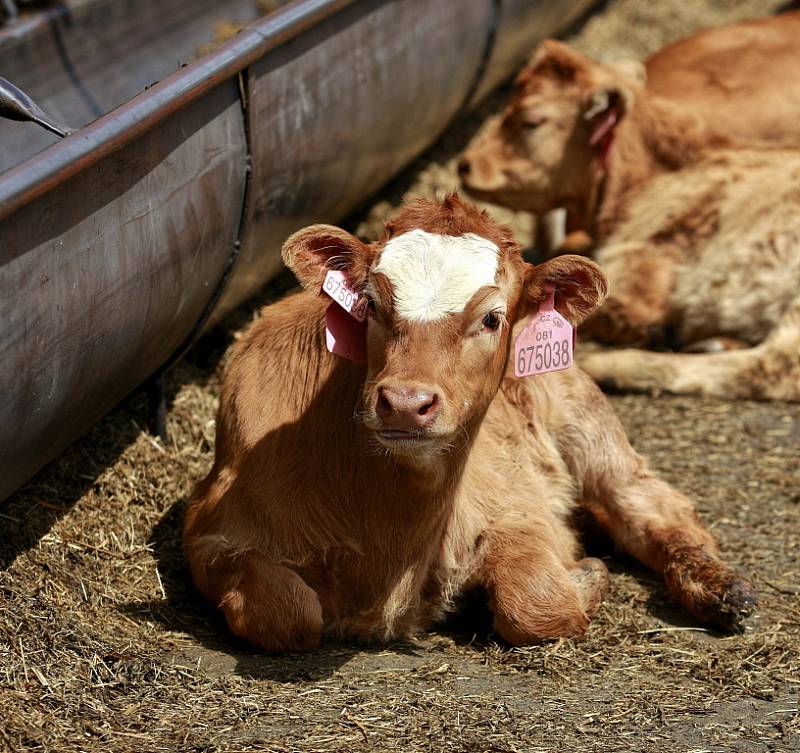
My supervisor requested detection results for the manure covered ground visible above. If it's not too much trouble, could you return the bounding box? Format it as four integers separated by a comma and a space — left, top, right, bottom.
1, 1, 798, 751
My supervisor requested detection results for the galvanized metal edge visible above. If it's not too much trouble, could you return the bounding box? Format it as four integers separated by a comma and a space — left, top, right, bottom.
0, 0, 355, 221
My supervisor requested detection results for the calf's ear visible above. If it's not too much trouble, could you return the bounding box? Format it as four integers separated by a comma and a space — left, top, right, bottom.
525, 39, 588, 82
523, 255, 608, 325
583, 62, 642, 156
281, 224, 373, 291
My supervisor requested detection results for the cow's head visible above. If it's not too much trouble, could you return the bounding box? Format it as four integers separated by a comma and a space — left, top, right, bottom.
282, 195, 607, 466
458, 40, 645, 214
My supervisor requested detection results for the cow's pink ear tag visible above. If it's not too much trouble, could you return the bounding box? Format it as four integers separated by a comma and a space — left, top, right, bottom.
322, 270, 368, 321
322, 270, 368, 364
589, 107, 618, 170
514, 284, 574, 377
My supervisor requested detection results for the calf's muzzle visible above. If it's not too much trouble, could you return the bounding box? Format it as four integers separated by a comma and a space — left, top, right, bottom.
376, 383, 441, 432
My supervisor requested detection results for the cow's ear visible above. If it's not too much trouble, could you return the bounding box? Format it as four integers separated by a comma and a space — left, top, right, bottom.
522, 255, 608, 325
583, 60, 642, 155
281, 224, 373, 290
526, 39, 588, 82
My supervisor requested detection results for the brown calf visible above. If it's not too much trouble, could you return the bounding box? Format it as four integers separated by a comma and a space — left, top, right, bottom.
183, 195, 756, 653
459, 40, 800, 401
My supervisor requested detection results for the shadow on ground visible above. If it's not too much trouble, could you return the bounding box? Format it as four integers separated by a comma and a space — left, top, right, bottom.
123, 488, 735, 686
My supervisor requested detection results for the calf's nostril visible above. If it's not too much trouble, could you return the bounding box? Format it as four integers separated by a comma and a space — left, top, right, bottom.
377, 388, 393, 416
457, 158, 471, 177
417, 393, 439, 417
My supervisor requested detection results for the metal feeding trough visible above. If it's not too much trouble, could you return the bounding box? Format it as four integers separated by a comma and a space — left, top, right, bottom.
0, 0, 595, 502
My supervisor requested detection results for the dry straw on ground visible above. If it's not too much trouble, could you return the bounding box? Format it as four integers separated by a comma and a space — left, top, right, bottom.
1, 1, 798, 751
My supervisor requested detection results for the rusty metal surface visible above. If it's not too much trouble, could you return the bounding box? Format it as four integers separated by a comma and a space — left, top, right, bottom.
0, 0, 597, 501
0, 0, 263, 168
0, 0, 355, 218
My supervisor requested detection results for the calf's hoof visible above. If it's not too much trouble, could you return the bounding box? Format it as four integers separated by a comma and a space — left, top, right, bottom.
663, 545, 758, 632
681, 337, 748, 354
569, 557, 609, 620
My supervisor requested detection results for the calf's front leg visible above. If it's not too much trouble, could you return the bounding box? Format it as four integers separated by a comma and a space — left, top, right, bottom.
560, 379, 757, 630
479, 516, 609, 645
187, 545, 323, 653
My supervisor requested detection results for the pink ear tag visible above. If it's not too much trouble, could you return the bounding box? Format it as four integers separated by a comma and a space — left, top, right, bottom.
589, 108, 617, 169
322, 270, 368, 321
514, 285, 574, 377
589, 109, 617, 147
322, 270, 368, 364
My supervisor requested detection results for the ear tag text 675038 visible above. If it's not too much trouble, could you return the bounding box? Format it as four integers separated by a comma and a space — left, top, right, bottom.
322, 270, 368, 364
514, 284, 573, 377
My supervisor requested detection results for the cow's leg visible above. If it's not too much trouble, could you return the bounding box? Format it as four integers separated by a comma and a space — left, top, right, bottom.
579, 298, 800, 401
536, 208, 594, 258
188, 544, 323, 653
680, 337, 749, 353
479, 517, 609, 645
535, 209, 567, 256
558, 377, 758, 630
585, 242, 679, 346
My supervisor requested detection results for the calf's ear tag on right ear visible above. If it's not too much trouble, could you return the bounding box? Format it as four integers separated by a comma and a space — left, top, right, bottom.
321, 270, 368, 364
325, 302, 367, 363
322, 270, 368, 321
514, 284, 573, 377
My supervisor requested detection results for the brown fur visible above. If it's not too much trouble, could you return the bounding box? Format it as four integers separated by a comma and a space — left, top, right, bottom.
183, 196, 755, 653
460, 37, 800, 401
645, 11, 800, 147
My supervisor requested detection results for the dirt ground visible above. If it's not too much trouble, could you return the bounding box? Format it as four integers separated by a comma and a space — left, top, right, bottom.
2, 1, 799, 751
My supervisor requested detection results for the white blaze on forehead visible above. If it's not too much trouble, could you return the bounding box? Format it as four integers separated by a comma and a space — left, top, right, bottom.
373, 230, 500, 321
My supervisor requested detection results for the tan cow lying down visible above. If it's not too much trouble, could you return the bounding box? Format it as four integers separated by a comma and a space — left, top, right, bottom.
183, 195, 756, 653
491, 12, 800, 251
459, 40, 800, 401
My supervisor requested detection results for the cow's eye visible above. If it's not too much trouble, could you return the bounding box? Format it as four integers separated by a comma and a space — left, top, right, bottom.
481, 311, 502, 332
523, 115, 547, 129
366, 296, 376, 317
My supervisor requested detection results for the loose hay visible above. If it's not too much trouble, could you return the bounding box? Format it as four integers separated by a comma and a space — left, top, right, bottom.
1, 1, 798, 751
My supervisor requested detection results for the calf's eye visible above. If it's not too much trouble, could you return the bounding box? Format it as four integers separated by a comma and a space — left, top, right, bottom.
482, 312, 502, 332
523, 115, 548, 129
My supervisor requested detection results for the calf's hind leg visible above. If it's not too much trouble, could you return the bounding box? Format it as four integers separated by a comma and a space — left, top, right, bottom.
480, 517, 609, 645
583, 241, 678, 346
580, 295, 800, 401
187, 544, 323, 653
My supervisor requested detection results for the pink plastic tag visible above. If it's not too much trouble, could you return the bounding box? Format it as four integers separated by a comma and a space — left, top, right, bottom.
514, 285, 573, 377
325, 302, 367, 363
589, 108, 617, 147
322, 270, 368, 322
589, 108, 618, 169
321, 270, 368, 363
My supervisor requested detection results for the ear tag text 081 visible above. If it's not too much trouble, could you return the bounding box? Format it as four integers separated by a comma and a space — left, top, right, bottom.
514, 285, 573, 377
322, 270, 367, 364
